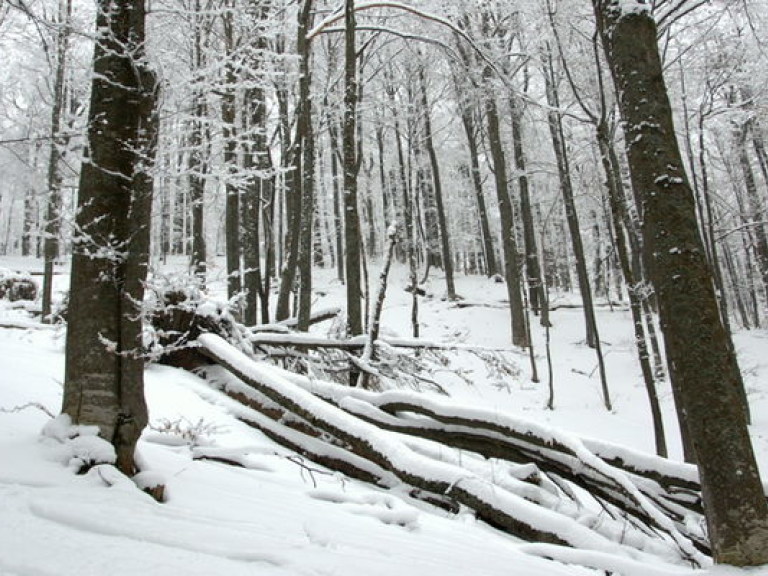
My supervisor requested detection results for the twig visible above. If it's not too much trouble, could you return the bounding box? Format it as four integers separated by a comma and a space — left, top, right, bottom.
0, 402, 55, 418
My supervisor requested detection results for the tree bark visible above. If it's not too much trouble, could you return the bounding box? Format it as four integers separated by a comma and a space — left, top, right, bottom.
459, 105, 497, 277
62, 0, 158, 475
188, 0, 209, 284
343, 0, 362, 336
295, 0, 315, 332
509, 95, 545, 316
484, 94, 528, 348
222, 9, 241, 302
593, 1, 768, 564
42, 0, 72, 323
418, 68, 456, 300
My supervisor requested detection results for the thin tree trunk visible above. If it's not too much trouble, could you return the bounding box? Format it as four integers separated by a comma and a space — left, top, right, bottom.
42, 0, 72, 323
598, 122, 666, 457
388, 83, 419, 338
736, 120, 768, 297
274, 36, 300, 322
485, 94, 528, 348
222, 10, 240, 303
343, 0, 362, 336
328, 110, 345, 284
295, 0, 315, 332
418, 68, 456, 300
459, 105, 497, 277
242, 80, 268, 326
510, 95, 545, 316
543, 47, 610, 409
188, 0, 209, 284
543, 49, 599, 350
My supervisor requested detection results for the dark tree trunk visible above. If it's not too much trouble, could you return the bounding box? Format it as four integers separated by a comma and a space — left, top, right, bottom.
343, 0, 362, 336
543, 50, 599, 350
598, 122, 666, 457
222, 11, 240, 302
459, 105, 497, 278
188, 0, 209, 284
484, 95, 528, 348
274, 39, 300, 322
594, 2, 768, 565
295, 0, 315, 332
62, 0, 158, 475
189, 92, 208, 283
42, 0, 72, 322
509, 95, 545, 317
328, 110, 346, 284
242, 83, 268, 327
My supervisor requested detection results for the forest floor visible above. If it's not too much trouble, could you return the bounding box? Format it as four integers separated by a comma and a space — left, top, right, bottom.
1, 255, 768, 576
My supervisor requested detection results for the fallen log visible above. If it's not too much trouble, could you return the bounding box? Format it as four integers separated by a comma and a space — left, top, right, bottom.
0, 319, 57, 331
196, 333, 708, 566
248, 331, 519, 354
268, 363, 701, 495
277, 306, 341, 329
265, 368, 706, 550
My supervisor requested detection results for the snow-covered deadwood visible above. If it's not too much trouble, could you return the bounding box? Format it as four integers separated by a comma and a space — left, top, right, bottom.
195, 333, 711, 567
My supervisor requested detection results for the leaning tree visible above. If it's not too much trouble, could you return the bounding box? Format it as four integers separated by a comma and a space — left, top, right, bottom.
592, 0, 768, 565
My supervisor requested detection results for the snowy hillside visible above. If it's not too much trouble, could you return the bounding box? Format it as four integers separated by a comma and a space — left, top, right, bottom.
2, 257, 768, 576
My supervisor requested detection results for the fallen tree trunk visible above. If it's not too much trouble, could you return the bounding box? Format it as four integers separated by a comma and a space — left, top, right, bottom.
277, 306, 341, 329
248, 331, 519, 354
255, 362, 706, 547
196, 333, 708, 565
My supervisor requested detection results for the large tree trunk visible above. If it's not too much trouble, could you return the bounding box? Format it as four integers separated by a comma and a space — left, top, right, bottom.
62, 0, 158, 476
593, 1, 768, 565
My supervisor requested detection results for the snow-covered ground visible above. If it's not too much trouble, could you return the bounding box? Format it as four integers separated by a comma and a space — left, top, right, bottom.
1, 255, 767, 576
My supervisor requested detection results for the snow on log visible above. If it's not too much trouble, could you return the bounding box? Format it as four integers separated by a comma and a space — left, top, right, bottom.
223, 358, 708, 552
277, 307, 341, 329
196, 333, 707, 565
